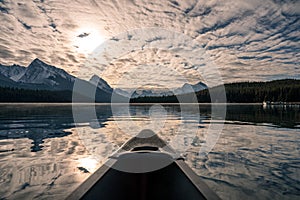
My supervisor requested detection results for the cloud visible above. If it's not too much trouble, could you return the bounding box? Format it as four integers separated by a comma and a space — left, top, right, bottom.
0, 0, 299, 86
0, 1, 9, 14
17, 18, 31, 30
145, 36, 164, 43
0, 44, 14, 59
77, 32, 90, 38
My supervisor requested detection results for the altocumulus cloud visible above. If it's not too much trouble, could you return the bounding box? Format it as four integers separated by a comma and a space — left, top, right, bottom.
0, 0, 299, 85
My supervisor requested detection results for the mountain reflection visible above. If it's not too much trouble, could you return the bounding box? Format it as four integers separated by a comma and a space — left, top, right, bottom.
0, 104, 112, 151
0, 104, 299, 152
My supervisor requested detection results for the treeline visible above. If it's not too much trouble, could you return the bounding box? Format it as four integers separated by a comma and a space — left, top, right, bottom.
131, 79, 300, 103
1, 79, 299, 103
130, 95, 179, 103
0, 87, 73, 102
0, 86, 113, 102
219, 79, 300, 103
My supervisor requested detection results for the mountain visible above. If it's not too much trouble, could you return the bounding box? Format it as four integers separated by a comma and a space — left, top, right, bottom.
0, 59, 75, 91
18, 58, 75, 90
0, 66, 36, 89
0, 58, 208, 102
174, 82, 207, 95
119, 81, 208, 98
0, 59, 112, 102
131, 90, 155, 98
191, 82, 207, 92
0, 64, 26, 81
89, 75, 113, 93
1, 60, 299, 103
0, 73, 17, 87
114, 88, 130, 97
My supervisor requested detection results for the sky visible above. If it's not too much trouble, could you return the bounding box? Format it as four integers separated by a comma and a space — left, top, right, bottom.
0, 0, 299, 88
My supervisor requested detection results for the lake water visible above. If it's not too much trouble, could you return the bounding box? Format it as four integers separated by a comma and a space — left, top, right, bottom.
0, 103, 299, 199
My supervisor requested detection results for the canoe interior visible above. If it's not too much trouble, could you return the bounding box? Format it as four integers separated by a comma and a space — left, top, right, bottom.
82, 161, 207, 200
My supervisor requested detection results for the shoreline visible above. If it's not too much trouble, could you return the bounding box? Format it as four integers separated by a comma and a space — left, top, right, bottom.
0, 102, 300, 105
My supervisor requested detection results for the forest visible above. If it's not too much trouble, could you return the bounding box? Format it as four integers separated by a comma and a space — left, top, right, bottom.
0, 87, 73, 102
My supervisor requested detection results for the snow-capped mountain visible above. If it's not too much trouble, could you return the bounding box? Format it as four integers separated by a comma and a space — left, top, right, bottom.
18, 58, 75, 90
89, 75, 113, 93
192, 82, 207, 92
0, 58, 207, 102
0, 58, 113, 102
114, 88, 162, 98
116, 82, 208, 98
131, 90, 154, 98
0, 59, 76, 91
114, 88, 130, 97
174, 82, 207, 95
0, 73, 16, 86
0, 64, 26, 81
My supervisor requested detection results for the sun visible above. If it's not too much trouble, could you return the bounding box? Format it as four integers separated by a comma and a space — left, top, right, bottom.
73, 28, 106, 54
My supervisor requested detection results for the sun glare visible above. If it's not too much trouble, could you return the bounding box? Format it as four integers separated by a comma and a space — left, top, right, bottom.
73, 28, 106, 54
78, 157, 99, 173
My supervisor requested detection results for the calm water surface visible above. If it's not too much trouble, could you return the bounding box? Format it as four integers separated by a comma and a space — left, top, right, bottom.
0, 103, 299, 199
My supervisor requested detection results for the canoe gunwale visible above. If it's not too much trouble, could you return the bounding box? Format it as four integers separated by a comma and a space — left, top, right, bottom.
175, 160, 221, 200
66, 159, 117, 200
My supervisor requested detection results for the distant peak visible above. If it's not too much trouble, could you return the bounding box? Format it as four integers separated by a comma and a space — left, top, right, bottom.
12, 64, 25, 68
32, 58, 44, 64
89, 74, 108, 84
28, 58, 52, 70
29, 58, 41, 66
195, 81, 207, 87
182, 83, 190, 87
90, 74, 100, 80
89, 74, 113, 91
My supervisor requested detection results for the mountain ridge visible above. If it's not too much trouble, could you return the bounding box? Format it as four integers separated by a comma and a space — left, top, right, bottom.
0, 59, 208, 100
0, 59, 112, 102
2, 59, 298, 103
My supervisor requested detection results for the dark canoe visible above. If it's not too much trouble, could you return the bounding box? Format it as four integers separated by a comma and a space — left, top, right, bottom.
66, 130, 221, 200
